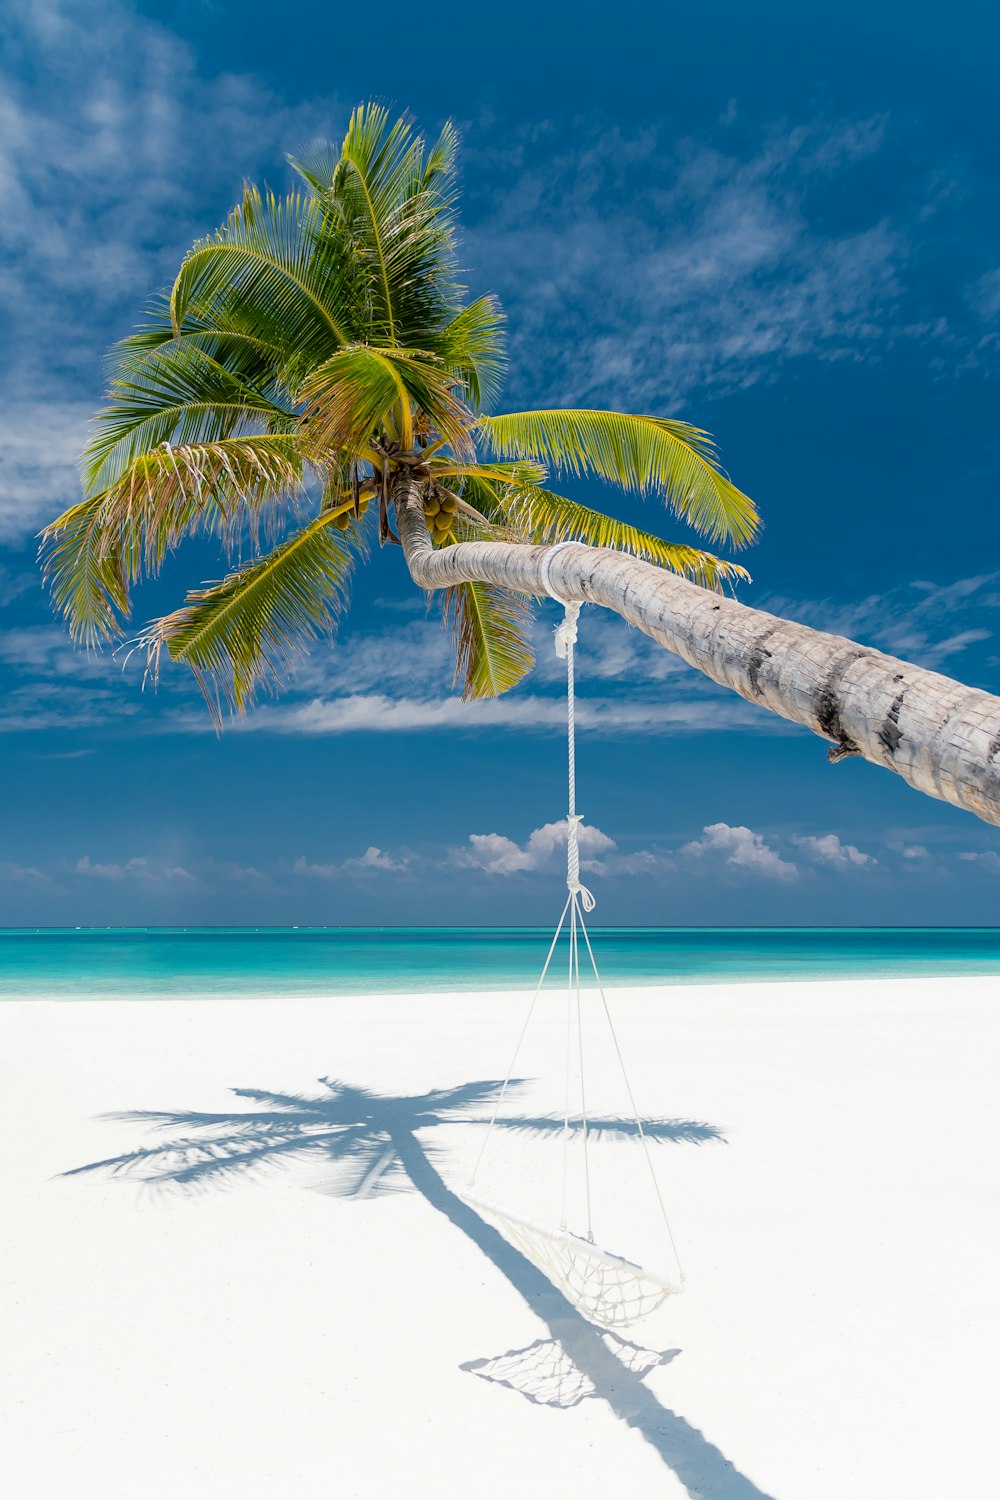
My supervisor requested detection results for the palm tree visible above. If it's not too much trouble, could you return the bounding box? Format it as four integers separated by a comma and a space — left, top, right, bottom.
65, 1076, 774, 1499
42, 104, 1000, 826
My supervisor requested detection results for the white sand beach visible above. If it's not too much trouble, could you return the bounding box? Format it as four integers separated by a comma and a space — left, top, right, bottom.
2, 975, 998, 1499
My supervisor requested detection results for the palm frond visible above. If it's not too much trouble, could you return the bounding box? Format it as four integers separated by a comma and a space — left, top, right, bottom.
431, 295, 506, 410
500, 485, 751, 589
41, 435, 308, 642
441, 578, 535, 699
432, 459, 547, 490
301, 345, 473, 457
38, 493, 131, 645
479, 409, 758, 546
116, 313, 288, 402
83, 340, 295, 494
138, 506, 366, 720
322, 105, 461, 347
169, 186, 356, 361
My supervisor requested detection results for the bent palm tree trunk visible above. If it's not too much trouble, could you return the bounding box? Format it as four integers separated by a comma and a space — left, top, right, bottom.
394, 473, 1000, 828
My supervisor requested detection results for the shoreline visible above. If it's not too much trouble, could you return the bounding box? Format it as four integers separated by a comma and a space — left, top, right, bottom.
3, 968, 1000, 1002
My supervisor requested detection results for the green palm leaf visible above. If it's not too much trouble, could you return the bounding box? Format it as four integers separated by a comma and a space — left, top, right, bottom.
479, 409, 758, 546
431, 295, 506, 410
441, 578, 535, 699
39, 493, 131, 645
139, 507, 367, 720
169, 187, 356, 361
301, 345, 472, 456
310, 106, 460, 348
42, 435, 306, 642
83, 342, 295, 495
499, 484, 751, 589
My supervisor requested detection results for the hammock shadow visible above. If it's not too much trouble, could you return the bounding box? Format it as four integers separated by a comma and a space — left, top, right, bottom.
64, 1075, 773, 1500
462, 1333, 681, 1409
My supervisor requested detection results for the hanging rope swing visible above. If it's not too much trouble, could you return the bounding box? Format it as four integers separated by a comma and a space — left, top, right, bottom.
465, 546, 685, 1330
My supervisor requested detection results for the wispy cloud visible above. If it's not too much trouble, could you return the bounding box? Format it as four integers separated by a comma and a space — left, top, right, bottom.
755, 572, 1000, 675
73, 854, 195, 882
0, 0, 339, 540
151, 569, 1000, 742
957, 850, 1000, 874
216, 608, 767, 739
465, 115, 931, 409
246, 690, 764, 737
0, 860, 51, 883
0, 563, 38, 606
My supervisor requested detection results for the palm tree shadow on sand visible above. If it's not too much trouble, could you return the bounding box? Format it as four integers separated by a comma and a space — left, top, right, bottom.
65, 1076, 774, 1500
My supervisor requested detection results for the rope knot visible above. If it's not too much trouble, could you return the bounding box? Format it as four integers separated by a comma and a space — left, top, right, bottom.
554, 601, 581, 659
566, 813, 597, 912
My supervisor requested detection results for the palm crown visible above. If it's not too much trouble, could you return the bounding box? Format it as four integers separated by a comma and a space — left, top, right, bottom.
41, 104, 758, 716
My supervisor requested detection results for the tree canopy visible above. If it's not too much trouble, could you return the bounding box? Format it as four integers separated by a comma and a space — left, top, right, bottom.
41, 104, 757, 719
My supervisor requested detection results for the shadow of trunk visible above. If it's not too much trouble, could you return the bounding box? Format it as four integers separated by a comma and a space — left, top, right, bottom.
395, 1130, 774, 1500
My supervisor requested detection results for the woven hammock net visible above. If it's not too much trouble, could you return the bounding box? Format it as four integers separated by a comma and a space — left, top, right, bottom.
467, 1195, 681, 1330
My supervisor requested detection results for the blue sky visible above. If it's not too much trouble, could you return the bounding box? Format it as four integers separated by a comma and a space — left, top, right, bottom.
2, 0, 1000, 926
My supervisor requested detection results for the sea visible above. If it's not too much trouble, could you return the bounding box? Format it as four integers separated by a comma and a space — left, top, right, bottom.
2, 926, 1000, 998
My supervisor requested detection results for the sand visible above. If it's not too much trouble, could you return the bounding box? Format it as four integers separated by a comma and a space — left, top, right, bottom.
1, 975, 998, 1499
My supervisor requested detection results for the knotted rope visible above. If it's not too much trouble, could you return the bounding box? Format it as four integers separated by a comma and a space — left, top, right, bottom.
539, 543, 595, 913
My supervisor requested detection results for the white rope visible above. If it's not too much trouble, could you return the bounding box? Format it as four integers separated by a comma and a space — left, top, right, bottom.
468, 893, 571, 1190
464, 550, 685, 1319
537, 537, 579, 607
577, 916, 685, 1284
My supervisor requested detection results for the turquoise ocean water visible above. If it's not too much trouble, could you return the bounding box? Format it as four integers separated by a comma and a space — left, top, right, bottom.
2, 927, 1000, 998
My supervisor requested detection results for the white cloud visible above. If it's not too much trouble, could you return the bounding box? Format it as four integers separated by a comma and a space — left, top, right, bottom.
0, 402, 93, 543
467, 116, 921, 410
0, 563, 37, 606
292, 846, 409, 880
347, 846, 407, 872
681, 822, 798, 881
756, 573, 998, 673
958, 851, 1000, 874
584, 848, 673, 877
453, 819, 615, 877
72, 858, 194, 876
0, 0, 340, 538
292, 856, 340, 881
971, 268, 1000, 322
449, 818, 672, 881
794, 833, 876, 869
75, 854, 151, 880
180, 569, 1000, 746
0, 625, 121, 678
0, 860, 51, 882
243, 689, 764, 738
205, 860, 270, 884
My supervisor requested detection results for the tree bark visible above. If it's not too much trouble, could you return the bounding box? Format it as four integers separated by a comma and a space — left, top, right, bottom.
394, 472, 1000, 829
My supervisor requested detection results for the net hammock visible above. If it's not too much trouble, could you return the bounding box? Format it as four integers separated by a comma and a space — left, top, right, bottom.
465, 545, 685, 1331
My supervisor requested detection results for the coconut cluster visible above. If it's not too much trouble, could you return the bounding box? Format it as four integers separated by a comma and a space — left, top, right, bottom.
332, 491, 372, 530
425, 492, 458, 543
